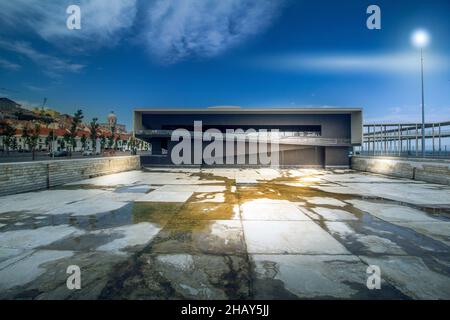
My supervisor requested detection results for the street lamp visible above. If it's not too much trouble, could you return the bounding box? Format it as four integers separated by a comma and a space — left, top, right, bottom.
411, 29, 430, 157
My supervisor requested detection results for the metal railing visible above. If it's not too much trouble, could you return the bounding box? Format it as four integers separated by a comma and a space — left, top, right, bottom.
135, 129, 351, 146
354, 121, 450, 158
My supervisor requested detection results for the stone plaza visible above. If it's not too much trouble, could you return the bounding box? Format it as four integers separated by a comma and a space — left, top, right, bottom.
0, 167, 449, 299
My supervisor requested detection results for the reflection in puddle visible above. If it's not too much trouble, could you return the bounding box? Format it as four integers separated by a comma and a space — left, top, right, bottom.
1, 168, 450, 300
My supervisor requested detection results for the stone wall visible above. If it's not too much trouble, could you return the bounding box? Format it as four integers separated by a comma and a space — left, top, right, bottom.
351, 155, 450, 185
0, 156, 141, 196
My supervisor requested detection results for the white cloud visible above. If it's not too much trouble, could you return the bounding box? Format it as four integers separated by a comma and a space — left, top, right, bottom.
0, 0, 137, 51
0, 58, 21, 71
142, 0, 283, 64
0, 0, 283, 65
258, 53, 449, 74
0, 40, 85, 77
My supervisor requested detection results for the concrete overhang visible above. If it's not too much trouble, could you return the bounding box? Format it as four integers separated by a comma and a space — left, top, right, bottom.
133, 107, 362, 115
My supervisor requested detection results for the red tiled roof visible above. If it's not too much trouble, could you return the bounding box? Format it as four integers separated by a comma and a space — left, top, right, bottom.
1, 119, 131, 139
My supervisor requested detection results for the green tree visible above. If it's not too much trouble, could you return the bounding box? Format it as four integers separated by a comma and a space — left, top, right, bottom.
128, 136, 137, 155
69, 109, 84, 155
71, 136, 77, 151
100, 135, 106, 151
22, 126, 30, 151
28, 124, 41, 161
59, 138, 65, 150
11, 137, 17, 151
63, 132, 71, 151
89, 117, 99, 150
81, 134, 87, 151
108, 125, 116, 150
45, 130, 55, 152
108, 136, 114, 149
1, 123, 16, 155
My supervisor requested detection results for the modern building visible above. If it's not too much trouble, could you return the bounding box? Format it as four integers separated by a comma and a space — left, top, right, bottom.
133, 107, 363, 167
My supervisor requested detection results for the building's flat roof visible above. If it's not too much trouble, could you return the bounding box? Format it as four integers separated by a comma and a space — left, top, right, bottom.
134, 107, 362, 115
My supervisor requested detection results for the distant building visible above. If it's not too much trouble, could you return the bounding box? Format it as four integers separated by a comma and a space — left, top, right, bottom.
0, 97, 37, 120
0, 100, 144, 153
100, 123, 127, 133
0, 122, 133, 152
100, 111, 127, 133
108, 111, 117, 128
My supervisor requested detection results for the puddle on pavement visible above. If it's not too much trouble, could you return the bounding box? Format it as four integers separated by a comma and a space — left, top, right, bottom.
176, 180, 238, 221
234, 175, 450, 282
175, 202, 239, 220
132, 202, 183, 225
318, 209, 450, 272
140, 173, 243, 255
160, 171, 240, 225
99, 253, 251, 300
0, 202, 183, 232
2, 168, 450, 299
93, 172, 249, 299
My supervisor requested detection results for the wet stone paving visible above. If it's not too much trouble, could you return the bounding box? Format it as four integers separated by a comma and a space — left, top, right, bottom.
0, 168, 450, 299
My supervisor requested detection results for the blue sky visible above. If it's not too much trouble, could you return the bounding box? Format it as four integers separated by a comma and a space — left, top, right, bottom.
0, 0, 449, 130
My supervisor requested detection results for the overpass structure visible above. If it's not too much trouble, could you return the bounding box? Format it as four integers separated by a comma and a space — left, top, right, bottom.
357, 121, 450, 158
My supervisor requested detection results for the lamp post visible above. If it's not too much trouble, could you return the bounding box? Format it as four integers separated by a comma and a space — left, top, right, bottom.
411, 29, 430, 157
